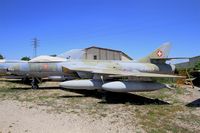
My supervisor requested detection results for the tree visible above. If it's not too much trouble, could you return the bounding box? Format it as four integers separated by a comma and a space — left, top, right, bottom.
194, 62, 200, 70
0, 54, 4, 59
21, 56, 31, 61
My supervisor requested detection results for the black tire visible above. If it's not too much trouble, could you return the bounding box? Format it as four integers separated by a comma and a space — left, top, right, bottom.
31, 84, 39, 89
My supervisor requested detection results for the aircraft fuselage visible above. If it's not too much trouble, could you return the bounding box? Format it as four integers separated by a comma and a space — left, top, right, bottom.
1, 60, 175, 78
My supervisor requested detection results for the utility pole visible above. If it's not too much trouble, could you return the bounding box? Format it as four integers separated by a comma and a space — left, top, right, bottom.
32, 38, 39, 57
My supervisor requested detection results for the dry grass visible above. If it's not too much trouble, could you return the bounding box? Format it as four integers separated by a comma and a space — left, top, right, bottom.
0, 79, 200, 133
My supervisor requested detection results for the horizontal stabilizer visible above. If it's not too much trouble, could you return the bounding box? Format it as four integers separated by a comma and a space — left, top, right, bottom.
150, 57, 190, 60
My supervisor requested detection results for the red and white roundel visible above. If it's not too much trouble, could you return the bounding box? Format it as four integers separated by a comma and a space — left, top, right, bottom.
43, 64, 48, 70
157, 50, 163, 57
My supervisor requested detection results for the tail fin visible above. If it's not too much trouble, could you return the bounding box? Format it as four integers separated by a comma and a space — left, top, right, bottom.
139, 42, 171, 63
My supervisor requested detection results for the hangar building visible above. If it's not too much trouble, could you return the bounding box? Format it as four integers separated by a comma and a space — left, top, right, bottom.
59, 46, 132, 61
84, 46, 132, 61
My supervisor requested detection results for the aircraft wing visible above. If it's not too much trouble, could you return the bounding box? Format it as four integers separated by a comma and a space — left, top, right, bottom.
108, 72, 184, 78
62, 66, 184, 78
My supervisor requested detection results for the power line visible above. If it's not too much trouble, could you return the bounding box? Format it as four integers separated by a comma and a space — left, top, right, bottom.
32, 38, 39, 57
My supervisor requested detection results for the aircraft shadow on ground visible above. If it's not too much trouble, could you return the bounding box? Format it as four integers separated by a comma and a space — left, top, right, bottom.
8, 85, 169, 105
0, 79, 23, 83
60, 89, 169, 105
10, 86, 61, 90
186, 98, 200, 107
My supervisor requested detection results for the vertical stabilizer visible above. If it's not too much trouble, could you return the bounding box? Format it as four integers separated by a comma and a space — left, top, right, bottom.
139, 42, 171, 63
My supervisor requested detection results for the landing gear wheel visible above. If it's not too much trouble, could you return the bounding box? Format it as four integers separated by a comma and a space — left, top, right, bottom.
31, 78, 39, 89
31, 84, 39, 89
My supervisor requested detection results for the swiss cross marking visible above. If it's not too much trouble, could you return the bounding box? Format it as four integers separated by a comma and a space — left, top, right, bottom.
157, 50, 163, 57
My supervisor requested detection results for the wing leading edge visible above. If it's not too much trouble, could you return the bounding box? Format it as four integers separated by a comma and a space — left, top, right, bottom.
62, 66, 184, 78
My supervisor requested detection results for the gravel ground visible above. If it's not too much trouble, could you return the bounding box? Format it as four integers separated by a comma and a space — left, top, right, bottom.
0, 79, 200, 133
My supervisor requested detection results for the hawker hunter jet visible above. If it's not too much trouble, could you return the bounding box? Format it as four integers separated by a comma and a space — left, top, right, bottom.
4, 42, 185, 91
0, 49, 86, 87
59, 43, 185, 92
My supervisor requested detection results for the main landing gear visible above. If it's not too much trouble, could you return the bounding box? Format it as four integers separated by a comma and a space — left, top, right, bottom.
31, 78, 40, 89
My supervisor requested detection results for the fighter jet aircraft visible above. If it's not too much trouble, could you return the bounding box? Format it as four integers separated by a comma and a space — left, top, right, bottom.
0, 56, 74, 88
0, 49, 86, 87
0, 49, 85, 75
59, 43, 185, 92
4, 43, 185, 91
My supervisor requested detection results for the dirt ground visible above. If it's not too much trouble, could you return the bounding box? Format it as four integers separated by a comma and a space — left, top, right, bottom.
0, 79, 200, 133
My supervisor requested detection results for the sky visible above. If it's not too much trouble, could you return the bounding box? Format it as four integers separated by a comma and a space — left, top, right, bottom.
0, 0, 200, 61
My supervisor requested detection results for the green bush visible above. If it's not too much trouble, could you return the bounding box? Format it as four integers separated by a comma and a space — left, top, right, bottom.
21, 56, 31, 61
0, 54, 4, 59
